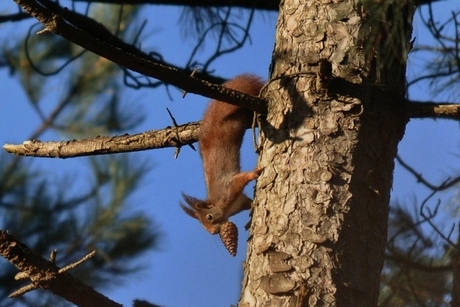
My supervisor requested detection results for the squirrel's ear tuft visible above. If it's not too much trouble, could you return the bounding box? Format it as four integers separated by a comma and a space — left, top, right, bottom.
180, 202, 198, 219
180, 193, 210, 219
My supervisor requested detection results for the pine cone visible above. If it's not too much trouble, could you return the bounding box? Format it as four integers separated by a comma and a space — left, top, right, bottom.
219, 221, 238, 256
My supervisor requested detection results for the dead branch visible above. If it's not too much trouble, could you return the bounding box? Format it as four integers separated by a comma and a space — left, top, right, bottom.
396, 154, 460, 190
13, 0, 267, 114
0, 230, 121, 307
3, 121, 200, 158
408, 101, 460, 120
5, 101, 460, 158
74, 0, 280, 11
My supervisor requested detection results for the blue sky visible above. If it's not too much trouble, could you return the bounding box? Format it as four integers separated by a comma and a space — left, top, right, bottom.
1, 2, 459, 307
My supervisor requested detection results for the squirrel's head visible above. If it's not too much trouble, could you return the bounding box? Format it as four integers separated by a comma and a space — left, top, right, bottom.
180, 194, 227, 234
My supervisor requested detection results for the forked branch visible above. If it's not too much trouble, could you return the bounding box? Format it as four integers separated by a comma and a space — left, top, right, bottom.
0, 230, 121, 307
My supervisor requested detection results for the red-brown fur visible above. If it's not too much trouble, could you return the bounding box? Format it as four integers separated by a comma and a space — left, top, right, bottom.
181, 74, 264, 234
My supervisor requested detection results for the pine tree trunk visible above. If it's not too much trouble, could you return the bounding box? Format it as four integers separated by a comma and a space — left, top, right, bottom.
240, 1, 413, 306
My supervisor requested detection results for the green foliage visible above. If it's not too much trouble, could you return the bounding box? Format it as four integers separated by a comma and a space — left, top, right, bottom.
0, 153, 159, 306
380, 204, 453, 306
0, 3, 159, 306
359, 0, 416, 83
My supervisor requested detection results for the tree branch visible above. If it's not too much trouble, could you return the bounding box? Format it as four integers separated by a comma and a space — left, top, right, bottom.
13, 0, 267, 114
396, 154, 460, 190
72, 0, 280, 11
4, 101, 460, 159
408, 101, 460, 120
0, 230, 122, 307
3, 121, 200, 158
0, 12, 31, 23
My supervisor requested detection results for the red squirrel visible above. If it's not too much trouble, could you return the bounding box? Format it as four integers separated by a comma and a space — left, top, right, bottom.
181, 74, 264, 235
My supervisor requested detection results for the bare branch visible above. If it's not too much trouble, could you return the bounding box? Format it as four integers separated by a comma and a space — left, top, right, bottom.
420, 194, 456, 247
3, 121, 200, 158
5, 100, 460, 160
0, 230, 122, 307
72, 0, 280, 11
412, 5, 460, 96
14, 0, 267, 113
58, 250, 96, 273
10, 250, 96, 298
396, 155, 460, 190
408, 101, 460, 120
0, 12, 31, 23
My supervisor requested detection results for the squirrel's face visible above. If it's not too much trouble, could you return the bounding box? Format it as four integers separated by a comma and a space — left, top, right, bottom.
200, 208, 225, 234
180, 194, 227, 235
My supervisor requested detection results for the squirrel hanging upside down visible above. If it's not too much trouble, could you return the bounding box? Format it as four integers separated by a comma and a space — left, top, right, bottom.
180, 74, 264, 256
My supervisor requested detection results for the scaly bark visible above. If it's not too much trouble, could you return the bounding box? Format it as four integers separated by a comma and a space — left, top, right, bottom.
240, 1, 413, 306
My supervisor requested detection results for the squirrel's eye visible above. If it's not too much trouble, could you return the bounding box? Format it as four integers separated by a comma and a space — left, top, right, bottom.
206, 214, 213, 221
